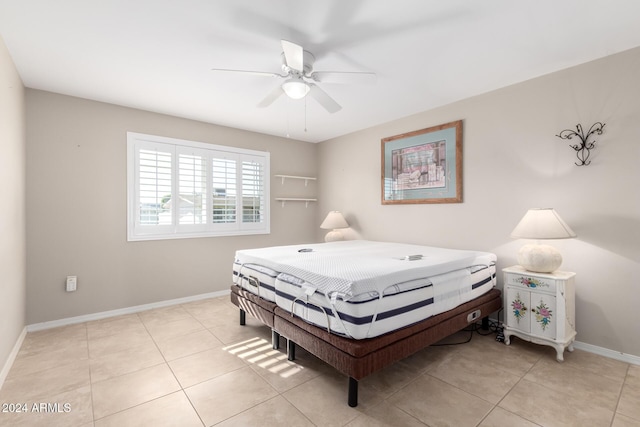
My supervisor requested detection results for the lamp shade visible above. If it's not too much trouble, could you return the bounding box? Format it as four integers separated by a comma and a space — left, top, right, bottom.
511, 208, 575, 273
282, 78, 310, 99
510, 208, 576, 239
320, 211, 349, 230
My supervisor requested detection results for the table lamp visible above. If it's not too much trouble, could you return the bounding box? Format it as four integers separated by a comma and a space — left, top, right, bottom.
510, 208, 576, 273
320, 211, 349, 242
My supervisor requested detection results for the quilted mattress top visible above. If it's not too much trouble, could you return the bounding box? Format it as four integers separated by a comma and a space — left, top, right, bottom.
234, 240, 496, 299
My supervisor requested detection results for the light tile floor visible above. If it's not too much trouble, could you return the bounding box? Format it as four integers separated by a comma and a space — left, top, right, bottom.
1, 295, 639, 426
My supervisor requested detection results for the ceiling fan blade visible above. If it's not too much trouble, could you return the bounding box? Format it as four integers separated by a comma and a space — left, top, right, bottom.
257, 85, 284, 108
281, 40, 304, 72
308, 84, 342, 114
211, 68, 283, 78
311, 71, 376, 85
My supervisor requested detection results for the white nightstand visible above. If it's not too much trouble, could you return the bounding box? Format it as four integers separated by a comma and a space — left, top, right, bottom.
503, 266, 576, 361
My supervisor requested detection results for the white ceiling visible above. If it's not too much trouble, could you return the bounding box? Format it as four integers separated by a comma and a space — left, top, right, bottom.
2, 0, 640, 143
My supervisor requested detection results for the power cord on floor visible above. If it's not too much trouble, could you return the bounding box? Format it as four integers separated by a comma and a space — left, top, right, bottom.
495, 308, 505, 343
432, 309, 504, 346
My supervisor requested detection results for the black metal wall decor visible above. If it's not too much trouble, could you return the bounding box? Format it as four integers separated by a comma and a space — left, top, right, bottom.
556, 122, 605, 166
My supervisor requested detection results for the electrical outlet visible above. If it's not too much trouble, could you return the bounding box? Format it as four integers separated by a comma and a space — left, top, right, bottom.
66, 276, 77, 292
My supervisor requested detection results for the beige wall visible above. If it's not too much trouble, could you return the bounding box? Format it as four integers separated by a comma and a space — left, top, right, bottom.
26, 90, 318, 324
0, 37, 26, 374
318, 47, 640, 357
20, 45, 640, 359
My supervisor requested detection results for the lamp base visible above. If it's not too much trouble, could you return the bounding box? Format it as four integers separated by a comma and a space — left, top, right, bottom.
324, 230, 344, 242
517, 243, 562, 273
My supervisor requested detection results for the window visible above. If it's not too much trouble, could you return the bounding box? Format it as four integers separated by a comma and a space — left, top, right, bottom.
127, 132, 270, 241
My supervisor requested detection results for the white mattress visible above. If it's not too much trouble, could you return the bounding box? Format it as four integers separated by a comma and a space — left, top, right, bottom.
233, 240, 497, 339
233, 262, 278, 302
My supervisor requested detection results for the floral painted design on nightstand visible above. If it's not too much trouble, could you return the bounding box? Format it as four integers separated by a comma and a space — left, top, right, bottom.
511, 294, 528, 324
517, 277, 549, 289
533, 301, 553, 330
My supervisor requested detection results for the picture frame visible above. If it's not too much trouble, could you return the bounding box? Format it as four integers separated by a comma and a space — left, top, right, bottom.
381, 120, 462, 204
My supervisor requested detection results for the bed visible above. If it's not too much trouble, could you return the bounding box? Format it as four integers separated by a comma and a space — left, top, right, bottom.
230, 240, 502, 406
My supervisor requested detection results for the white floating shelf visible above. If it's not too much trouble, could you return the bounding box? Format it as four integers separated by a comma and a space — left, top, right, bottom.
274, 175, 317, 186
274, 198, 317, 207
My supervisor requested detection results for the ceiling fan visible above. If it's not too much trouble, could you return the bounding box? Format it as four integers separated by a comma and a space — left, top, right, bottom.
211, 40, 376, 114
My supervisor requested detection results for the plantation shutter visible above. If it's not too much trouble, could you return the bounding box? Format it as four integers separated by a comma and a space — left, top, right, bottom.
128, 132, 269, 240
241, 156, 266, 227
177, 147, 208, 231
134, 142, 174, 235
211, 154, 238, 226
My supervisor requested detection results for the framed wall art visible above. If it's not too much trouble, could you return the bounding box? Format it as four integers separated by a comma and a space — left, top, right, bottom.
381, 120, 462, 204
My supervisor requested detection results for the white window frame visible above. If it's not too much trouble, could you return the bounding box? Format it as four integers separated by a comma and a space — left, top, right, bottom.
127, 132, 270, 241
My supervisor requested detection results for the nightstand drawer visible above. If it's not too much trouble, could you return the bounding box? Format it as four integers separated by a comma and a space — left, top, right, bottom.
505, 273, 556, 292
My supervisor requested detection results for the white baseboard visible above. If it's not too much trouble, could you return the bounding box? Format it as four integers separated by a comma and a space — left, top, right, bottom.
3, 293, 636, 392
1, 290, 230, 390
0, 326, 27, 391
573, 340, 640, 366
27, 289, 230, 332
491, 317, 640, 366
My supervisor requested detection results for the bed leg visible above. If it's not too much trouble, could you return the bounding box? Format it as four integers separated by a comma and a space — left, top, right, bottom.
481, 316, 489, 330
287, 339, 296, 361
239, 309, 246, 326
272, 330, 280, 349
348, 377, 358, 407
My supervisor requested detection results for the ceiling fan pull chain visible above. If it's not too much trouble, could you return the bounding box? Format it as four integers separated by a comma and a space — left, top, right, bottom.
304, 96, 308, 132
286, 96, 291, 138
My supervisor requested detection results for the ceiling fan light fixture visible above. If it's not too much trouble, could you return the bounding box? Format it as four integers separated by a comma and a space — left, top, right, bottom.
282, 78, 310, 99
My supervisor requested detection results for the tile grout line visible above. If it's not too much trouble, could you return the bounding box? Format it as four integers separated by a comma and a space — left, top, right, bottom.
609, 364, 631, 427
7, 296, 635, 426
485, 350, 546, 427
90, 309, 189, 423
83, 322, 98, 426
381, 370, 433, 427
138, 308, 207, 426
90, 307, 210, 424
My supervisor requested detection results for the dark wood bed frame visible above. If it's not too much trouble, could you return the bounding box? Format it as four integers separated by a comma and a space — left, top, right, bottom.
230, 284, 502, 407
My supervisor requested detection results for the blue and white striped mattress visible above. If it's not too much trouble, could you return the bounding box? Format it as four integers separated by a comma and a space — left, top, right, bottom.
232, 240, 497, 339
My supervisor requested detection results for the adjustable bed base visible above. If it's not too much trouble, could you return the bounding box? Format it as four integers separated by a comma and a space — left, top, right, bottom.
230, 284, 502, 407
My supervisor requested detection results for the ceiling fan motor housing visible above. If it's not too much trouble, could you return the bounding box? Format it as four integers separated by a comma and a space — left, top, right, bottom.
281, 51, 315, 76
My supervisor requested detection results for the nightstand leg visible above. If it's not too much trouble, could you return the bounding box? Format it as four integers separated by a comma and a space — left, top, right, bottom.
504, 332, 511, 346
